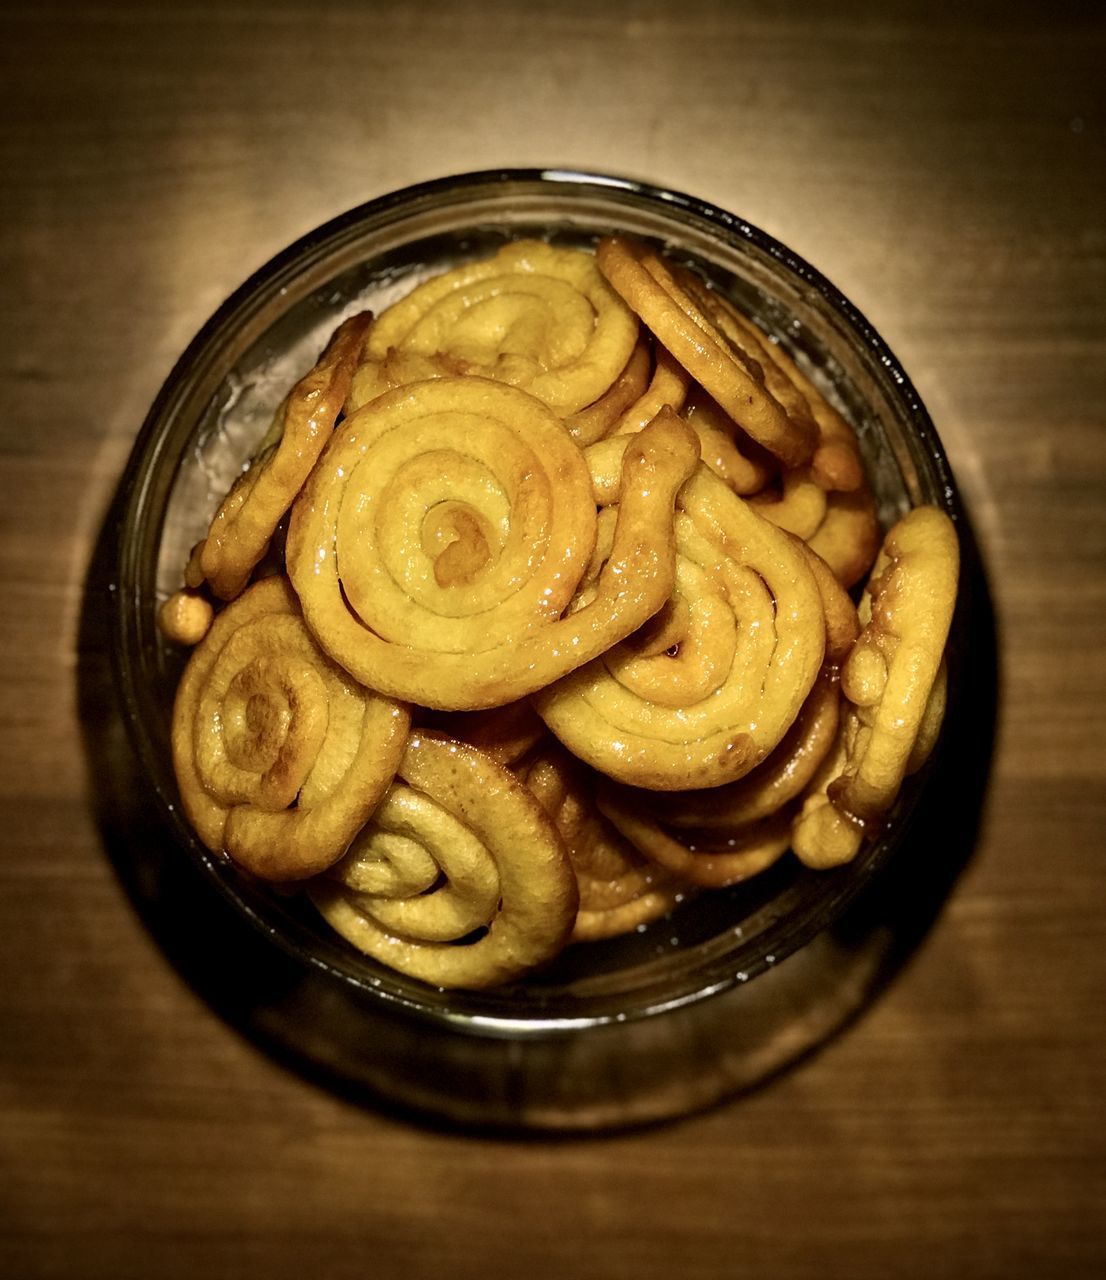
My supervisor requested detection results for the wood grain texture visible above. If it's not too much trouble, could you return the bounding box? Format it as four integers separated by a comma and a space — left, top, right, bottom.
2, 1, 1104, 1277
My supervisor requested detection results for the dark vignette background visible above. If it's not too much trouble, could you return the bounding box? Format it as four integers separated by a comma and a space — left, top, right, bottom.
1, 3, 1103, 1278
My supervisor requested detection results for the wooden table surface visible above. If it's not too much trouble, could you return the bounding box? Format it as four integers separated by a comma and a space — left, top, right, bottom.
3, 2, 1104, 1276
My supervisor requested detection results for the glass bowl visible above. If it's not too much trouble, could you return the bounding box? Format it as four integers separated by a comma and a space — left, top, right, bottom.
110, 169, 968, 1131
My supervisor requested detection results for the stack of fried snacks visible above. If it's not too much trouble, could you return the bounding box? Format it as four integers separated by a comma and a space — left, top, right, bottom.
162, 235, 959, 989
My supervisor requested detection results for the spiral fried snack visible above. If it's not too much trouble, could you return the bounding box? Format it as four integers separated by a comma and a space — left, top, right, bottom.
162, 234, 964, 991
791, 505, 958, 866
689, 281, 864, 494
364, 239, 640, 416
286, 377, 699, 709
596, 236, 817, 468
521, 742, 685, 942
618, 668, 843, 834
309, 733, 578, 988
535, 447, 826, 791
695, 281, 877, 587
170, 575, 410, 881
198, 312, 372, 601
596, 670, 841, 885
834, 505, 959, 815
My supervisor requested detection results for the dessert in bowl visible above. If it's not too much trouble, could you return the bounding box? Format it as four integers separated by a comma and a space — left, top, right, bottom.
111, 169, 963, 1129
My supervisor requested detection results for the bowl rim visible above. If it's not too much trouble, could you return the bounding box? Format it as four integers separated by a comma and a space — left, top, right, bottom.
109, 166, 965, 1037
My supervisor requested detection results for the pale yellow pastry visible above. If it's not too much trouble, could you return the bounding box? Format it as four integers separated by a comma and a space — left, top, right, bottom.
363, 239, 639, 416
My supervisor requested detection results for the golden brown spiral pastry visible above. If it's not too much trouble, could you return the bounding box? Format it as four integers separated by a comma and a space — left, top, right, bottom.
596, 236, 817, 468
286, 378, 699, 709
362, 239, 640, 416
792, 505, 959, 866
686, 282, 864, 494
309, 733, 578, 989
535, 452, 826, 791
170, 576, 410, 881
615, 668, 843, 834
160, 233, 964, 992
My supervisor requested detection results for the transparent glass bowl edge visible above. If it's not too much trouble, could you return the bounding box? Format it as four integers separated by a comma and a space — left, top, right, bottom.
110, 169, 964, 1046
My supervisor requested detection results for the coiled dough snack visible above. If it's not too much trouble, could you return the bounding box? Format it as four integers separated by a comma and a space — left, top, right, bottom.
362, 239, 640, 416
831, 504, 959, 817
170, 575, 410, 881
286, 377, 700, 709
612, 668, 843, 834
593, 670, 842, 886
309, 733, 578, 988
198, 312, 372, 601
672, 275, 876, 584
682, 278, 864, 494
791, 505, 959, 866
534, 436, 826, 791
596, 236, 817, 468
